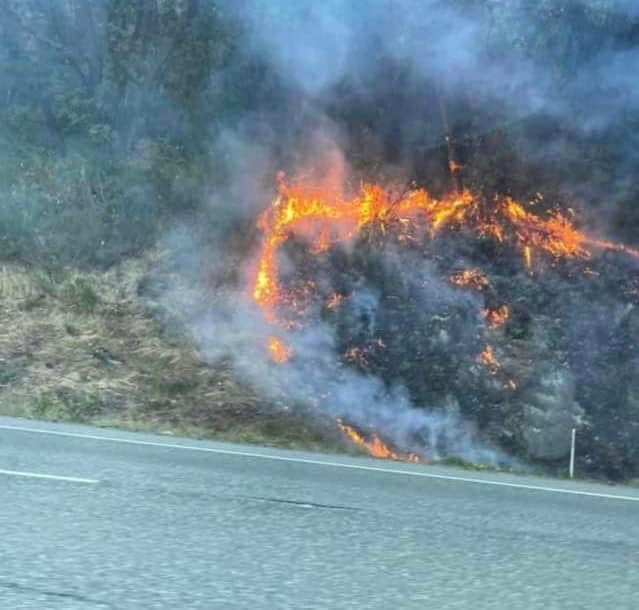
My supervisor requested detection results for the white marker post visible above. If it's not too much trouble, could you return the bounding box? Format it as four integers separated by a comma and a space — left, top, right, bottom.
569, 428, 576, 479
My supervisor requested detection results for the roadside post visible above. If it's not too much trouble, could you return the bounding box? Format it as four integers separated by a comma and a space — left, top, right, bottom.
569, 428, 576, 479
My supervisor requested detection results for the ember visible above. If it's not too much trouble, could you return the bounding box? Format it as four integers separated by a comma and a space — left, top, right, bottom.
449, 269, 489, 291
481, 305, 510, 328
477, 345, 499, 374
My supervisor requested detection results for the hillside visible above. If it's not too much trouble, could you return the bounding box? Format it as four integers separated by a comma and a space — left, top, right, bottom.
2, 1, 639, 480
0, 257, 341, 451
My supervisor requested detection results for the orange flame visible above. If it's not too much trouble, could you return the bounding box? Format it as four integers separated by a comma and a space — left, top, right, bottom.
268, 336, 292, 363
249, 175, 639, 462
449, 269, 489, 290
251, 177, 638, 329
251, 179, 475, 321
524, 245, 532, 270
477, 344, 500, 374
337, 419, 420, 462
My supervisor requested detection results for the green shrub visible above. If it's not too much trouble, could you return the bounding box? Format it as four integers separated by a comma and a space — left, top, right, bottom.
0, 152, 159, 268
60, 276, 100, 313
31, 389, 105, 423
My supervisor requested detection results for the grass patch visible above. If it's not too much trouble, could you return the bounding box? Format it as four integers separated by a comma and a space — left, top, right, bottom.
438, 456, 499, 472
0, 254, 346, 453
31, 388, 105, 423
60, 276, 100, 313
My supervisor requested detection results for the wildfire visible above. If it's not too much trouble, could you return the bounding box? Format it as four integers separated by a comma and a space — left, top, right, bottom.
251, 176, 638, 330
248, 175, 639, 462
337, 419, 421, 462
268, 336, 292, 363
251, 179, 476, 322
481, 305, 510, 328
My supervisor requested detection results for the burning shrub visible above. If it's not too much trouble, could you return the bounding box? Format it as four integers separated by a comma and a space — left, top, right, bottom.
240, 175, 639, 477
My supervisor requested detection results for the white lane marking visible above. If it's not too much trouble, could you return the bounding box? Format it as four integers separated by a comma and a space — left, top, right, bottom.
1, 423, 639, 502
0, 468, 98, 484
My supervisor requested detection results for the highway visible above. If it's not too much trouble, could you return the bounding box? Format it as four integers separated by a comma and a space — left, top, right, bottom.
1, 416, 638, 609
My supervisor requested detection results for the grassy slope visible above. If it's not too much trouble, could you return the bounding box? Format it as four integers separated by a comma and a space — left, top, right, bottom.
0, 254, 345, 452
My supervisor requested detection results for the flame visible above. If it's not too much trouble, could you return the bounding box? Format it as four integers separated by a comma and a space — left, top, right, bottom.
268, 336, 292, 363
450, 269, 489, 290
524, 245, 532, 270
337, 419, 421, 462
251, 177, 638, 328
248, 175, 639, 458
477, 344, 500, 374
251, 179, 475, 321
481, 305, 510, 328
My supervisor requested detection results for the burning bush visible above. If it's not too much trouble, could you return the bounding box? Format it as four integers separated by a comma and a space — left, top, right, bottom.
243, 175, 639, 478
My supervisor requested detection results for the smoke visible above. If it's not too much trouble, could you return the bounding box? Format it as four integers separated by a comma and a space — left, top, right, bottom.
216, 0, 639, 208
167, 140, 500, 463
158, 0, 639, 466
3, 1, 638, 470
179, 259, 499, 464
225, 1, 639, 116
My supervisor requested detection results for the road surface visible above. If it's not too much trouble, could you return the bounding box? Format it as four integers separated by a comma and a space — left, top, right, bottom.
1, 416, 638, 609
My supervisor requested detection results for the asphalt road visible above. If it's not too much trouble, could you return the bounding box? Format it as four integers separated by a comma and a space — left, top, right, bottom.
1, 416, 638, 609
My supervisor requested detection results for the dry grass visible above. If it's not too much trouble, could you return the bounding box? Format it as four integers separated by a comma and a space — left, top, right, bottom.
0, 255, 341, 451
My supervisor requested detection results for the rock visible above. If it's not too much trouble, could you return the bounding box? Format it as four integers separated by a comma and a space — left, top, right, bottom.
520, 368, 584, 460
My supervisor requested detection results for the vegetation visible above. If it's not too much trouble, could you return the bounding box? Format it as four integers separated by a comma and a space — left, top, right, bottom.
0, 0, 260, 267
1, 1, 639, 475
0, 257, 341, 449
1, 2, 637, 269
